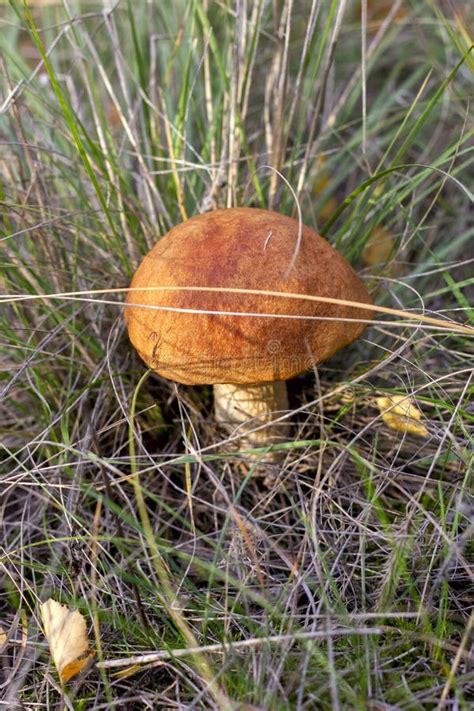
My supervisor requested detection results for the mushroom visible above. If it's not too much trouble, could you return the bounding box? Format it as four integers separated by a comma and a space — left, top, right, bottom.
125, 208, 373, 458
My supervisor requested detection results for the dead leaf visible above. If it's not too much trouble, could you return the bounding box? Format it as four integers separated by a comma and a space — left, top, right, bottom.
376, 394, 428, 437
313, 154, 331, 194
319, 196, 338, 221
353, 0, 408, 34
312, 155, 339, 221
113, 663, 144, 679
313, 154, 330, 194
40, 599, 94, 684
362, 225, 395, 267
0, 625, 7, 647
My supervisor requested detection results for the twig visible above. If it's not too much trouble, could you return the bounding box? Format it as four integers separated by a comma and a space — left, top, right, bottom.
97, 627, 382, 669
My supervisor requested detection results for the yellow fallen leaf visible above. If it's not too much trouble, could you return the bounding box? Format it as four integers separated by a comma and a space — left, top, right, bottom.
319, 196, 339, 221
313, 154, 330, 194
353, 0, 408, 33
376, 394, 428, 437
311, 154, 339, 221
113, 664, 144, 680
362, 225, 395, 267
40, 599, 94, 684
314, 172, 330, 194
0, 625, 7, 647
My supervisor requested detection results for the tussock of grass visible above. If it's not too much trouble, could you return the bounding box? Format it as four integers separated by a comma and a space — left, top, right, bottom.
1, 1, 473, 708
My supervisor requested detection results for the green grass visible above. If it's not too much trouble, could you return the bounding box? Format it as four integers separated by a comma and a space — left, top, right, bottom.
1, 0, 473, 708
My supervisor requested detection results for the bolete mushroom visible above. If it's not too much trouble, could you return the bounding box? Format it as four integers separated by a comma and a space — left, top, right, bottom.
125, 208, 372, 456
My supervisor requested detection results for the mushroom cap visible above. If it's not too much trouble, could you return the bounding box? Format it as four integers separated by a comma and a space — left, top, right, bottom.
125, 208, 373, 385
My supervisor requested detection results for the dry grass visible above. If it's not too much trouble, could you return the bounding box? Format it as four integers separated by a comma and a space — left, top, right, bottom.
0, 0, 473, 708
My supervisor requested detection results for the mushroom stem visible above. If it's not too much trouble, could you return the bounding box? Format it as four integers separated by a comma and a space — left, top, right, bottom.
213, 382, 289, 455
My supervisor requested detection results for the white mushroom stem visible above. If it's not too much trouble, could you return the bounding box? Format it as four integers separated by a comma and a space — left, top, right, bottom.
213, 382, 289, 454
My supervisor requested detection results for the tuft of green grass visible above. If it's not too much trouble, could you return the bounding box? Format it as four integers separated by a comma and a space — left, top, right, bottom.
1, 1, 473, 708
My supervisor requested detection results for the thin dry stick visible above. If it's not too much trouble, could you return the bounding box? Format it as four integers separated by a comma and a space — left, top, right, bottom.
97, 626, 382, 669
3, 286, 473, 335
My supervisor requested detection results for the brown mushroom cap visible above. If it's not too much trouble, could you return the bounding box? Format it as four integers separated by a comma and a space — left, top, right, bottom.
125, 208, 373, 385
